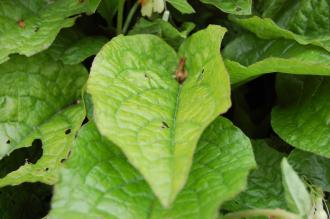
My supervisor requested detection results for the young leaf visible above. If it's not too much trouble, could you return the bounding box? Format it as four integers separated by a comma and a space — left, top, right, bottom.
0, 0, 101, 64
281, 158, 312, 217
129, 18, 195, 49
272, 75, 330, 158
223, 34, 330, 84
87, 25, 231, 206
289, 149, 330, 192
200, 0, 252, 15
0, 54, 87, 186
166, 0, 195, 14
50, 117, 255, 218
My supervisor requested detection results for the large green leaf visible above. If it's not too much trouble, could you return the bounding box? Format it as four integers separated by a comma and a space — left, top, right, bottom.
166, 0, 195, 14
288, 149, 330, 192
223, 34, 330, 84
223, 140, 287, 211
230, 0, 330, 51
272, 75, 330, 158
229, 16, 330, 52
50, 117, 255, 218
129, 18, 195, 49
281, 158, 312, 217
0, 54, 87, 186
0, 0, 101, 64
87, 25, 231, 206
200, 0, 252, 15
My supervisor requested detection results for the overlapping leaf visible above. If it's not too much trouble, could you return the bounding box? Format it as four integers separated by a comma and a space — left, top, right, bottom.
200, 0, 252, 15
87, 25, 231, 206
223, 34, 330, 84
48, 29, 108, 65
166, 0, 195, 14
50, 117, 255, 218
289, 149, 330, 192
0, 0, 101, 63
230, 0, 330, 51
272, 75, 330, 158
0, 54, 87, 186
223, 140, 287, 211
129, 18, 195, 49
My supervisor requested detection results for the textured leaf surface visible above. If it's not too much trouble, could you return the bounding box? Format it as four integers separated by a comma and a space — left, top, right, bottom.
0, 0, 101, 63
0, 104, 85, 187
288, 149, 330, 192
223, 34, 330, 84
223, 140, 287, 211
129, 18, 195, 49
272, 75, 330, 158
166, 0, 195, 14
50, 117, 255, 218
231, 0, 330, 51
281, 158, 312, 216
0, 54, 87, 186
87, 25, 230, 206
200, 0, 252, 15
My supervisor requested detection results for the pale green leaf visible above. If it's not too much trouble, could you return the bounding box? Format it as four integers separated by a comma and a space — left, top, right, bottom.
281, 158, 312, 216
272, 75, 330, 158
223, 34, 330, 84
0, 0, 101, 64
200, 0, 252, 15
50, 117, 255, 218
166, 0, 195, 14
0, 53, 87, 186
87, 25, 231, 206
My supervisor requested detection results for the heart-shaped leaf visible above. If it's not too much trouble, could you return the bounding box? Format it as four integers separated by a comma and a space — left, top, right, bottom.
87, 25, 231, 206
50, 117, 255, 218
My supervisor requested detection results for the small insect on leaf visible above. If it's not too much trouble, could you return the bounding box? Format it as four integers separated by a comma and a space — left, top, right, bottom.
18, 19, 26, 28
175, 57, 188, 84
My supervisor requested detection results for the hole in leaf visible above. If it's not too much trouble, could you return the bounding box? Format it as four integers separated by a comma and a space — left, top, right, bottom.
60, 158, 66, 163
161, 121, 169, 129
0, 182, 52, 218
65, 129, 71, 135
0, 139, 43, 178
44, 168, 49, 171
6, 139, 10, 144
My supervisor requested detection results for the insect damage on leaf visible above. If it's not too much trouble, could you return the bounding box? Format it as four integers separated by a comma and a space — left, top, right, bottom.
175, 57, 188, 84
18, 20, 25, 28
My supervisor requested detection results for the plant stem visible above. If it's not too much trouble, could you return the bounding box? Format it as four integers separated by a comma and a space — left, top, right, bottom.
116, 0, 125, 35
222, 209, 300, 219
123, 1, 139, 34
